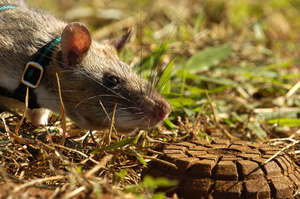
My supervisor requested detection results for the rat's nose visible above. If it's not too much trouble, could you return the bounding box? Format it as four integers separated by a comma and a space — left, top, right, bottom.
156, 98, 172, 121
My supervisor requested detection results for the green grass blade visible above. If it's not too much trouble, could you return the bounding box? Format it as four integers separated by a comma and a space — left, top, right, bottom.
185, 43, 232, 73
104, 138, 135, 151
134, 41, 168, 75
267, 118, 300, 127
156, 59, 174, 93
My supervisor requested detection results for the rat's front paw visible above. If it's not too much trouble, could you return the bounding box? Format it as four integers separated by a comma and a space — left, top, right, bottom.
26, 108, 51, 126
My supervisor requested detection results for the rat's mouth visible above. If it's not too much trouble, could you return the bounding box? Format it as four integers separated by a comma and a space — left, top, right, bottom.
80, 111, 169, 132
76, 113, 141, 131
71, 93, 172, 131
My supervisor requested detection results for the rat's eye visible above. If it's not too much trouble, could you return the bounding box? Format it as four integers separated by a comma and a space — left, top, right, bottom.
103, 75, 120, 88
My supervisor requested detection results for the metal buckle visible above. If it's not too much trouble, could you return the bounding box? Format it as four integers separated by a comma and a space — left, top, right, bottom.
21, 61, 44, 88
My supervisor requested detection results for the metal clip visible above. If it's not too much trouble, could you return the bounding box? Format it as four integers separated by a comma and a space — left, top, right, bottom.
21, 61, 44, 88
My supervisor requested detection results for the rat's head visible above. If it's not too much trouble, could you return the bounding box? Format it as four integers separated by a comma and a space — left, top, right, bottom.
42, 22, 171, 131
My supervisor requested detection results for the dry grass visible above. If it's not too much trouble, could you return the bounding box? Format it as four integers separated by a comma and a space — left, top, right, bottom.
0, 0, 300, 198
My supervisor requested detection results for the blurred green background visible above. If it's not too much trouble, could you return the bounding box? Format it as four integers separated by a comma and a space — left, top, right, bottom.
28, 0, 300, 140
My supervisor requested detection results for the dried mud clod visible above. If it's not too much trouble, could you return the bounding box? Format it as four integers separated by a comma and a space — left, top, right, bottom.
144, 139, 300, 199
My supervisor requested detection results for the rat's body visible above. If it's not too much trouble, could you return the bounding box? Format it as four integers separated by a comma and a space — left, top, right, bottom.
0, 0, 171, 131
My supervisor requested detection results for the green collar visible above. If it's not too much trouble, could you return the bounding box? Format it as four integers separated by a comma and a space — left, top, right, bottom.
0, 4, 61, 108
0, 5, 17, 10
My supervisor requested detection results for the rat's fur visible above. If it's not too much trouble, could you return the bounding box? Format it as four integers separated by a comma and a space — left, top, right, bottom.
0, 0, 171, 131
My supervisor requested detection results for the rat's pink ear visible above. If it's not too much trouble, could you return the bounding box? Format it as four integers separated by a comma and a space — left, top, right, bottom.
61, 22, 92, 66
110, 28, 132, 52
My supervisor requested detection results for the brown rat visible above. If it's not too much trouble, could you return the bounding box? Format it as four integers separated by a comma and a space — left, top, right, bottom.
0, 0, 171, 131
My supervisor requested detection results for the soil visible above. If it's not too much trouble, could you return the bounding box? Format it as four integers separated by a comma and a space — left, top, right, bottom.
1, 139, 300, 199
144, 139, 300, 199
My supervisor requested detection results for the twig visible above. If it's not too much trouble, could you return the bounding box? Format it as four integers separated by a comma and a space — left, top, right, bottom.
13, 175, 65, 193
144, 155, 178, 170
52, 144, 99, 164
286, 80, 300, 98
107, 104, 117, 145
84, 154, 113, 178
56, 73, 66, 145
63, 186, 86, 199
263, 140, 300, 165
99, 100, 118, 145
49, 187, 61, 199
99, 100, 117, 134
205, 91, 236, 140
1, 117, 34, 145
15, 87, 29, 135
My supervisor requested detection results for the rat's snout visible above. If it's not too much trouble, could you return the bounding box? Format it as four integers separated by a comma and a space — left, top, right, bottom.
154, 97, 172, 122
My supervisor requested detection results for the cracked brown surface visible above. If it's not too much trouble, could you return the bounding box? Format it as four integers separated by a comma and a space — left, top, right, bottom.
145, 139, 300, 199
